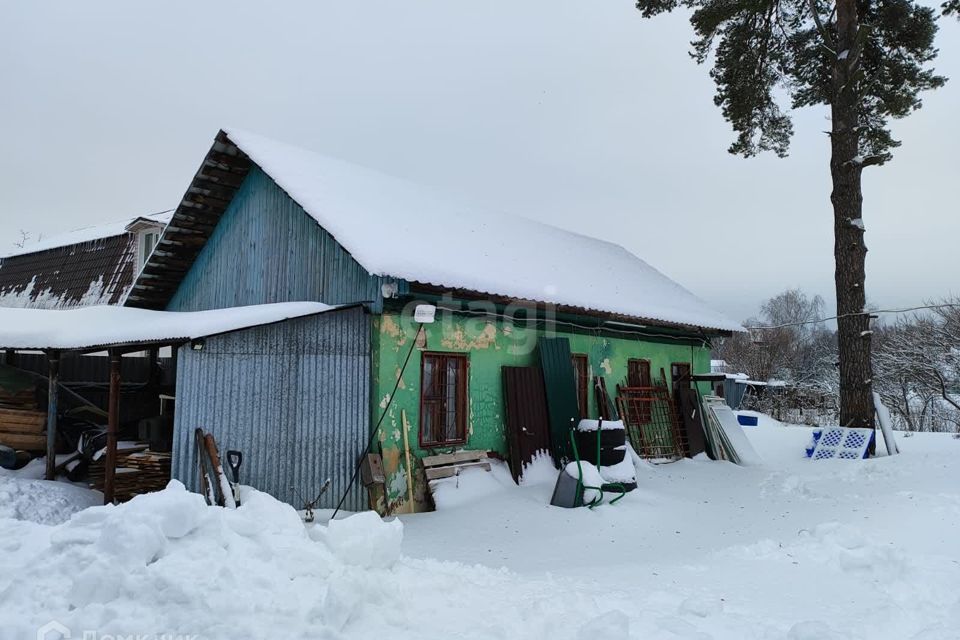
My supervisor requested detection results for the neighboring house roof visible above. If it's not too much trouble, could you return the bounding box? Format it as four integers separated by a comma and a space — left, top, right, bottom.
0, 301, 336, 351
0, 211, 172, 309
128, 129, 742, 333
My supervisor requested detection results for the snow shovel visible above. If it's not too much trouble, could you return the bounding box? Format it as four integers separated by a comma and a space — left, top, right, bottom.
226, 450, 243, 507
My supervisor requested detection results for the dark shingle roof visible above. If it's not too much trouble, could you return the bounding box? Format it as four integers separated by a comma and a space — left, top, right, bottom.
0, 234, 137, 308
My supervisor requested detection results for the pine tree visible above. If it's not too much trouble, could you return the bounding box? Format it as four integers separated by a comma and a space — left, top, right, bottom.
635, 0, 948, 429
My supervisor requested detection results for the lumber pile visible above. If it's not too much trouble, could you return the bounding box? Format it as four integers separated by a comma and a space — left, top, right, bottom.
88, 447, 172, 502
0, 387, 38, 410
0, 408, 47, 452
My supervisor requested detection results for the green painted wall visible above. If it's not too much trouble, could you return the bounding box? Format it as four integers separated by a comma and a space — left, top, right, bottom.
369, 311, 711, 513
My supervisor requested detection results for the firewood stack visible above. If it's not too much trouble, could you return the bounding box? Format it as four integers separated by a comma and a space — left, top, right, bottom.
0, 389, 47, 452
88, 447, 172, 502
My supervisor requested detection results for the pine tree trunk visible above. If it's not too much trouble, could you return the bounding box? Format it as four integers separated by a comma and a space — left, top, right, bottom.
831, 0, 875, 433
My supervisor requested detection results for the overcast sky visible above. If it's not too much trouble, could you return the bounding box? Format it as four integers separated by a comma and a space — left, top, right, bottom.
1, 1, 957, 322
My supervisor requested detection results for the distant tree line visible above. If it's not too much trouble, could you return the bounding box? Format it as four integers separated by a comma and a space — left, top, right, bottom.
713, 290, 960, 433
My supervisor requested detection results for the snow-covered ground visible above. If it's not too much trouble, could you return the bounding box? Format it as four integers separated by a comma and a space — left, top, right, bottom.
1, 421, 958, 639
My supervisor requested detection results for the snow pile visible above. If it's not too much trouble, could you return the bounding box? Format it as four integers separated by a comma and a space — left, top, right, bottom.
0, 477, 644, 640
563, 460, 607, 503
3, 422, 960, 639
322, 510, 403, 568
597, 448, 636, 484
519, 451, 559, 486
430, 459, 519, 509
0, 480, 409, 639
0, 474, 100, 525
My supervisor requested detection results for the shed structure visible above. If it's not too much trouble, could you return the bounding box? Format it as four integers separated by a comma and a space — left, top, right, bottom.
0, 303, 366, 510
173, 305, 370, 511
121, 127, 743, 514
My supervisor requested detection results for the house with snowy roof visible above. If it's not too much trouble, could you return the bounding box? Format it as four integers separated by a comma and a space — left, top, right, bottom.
126, 129, 741, 514
0, 212, 172, 309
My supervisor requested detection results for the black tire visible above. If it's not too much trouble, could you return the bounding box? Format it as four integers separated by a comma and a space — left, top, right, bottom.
578, 445, 626, 467
602, 481, 637, 493
574, 429, 625, 453
0, 445, 15, 470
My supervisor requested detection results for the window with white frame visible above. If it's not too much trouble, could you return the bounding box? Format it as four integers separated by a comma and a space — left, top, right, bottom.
139, 230, 159, 270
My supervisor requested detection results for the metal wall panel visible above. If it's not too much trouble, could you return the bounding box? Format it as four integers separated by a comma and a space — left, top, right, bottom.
172, 306, 370, 511
723, 379, 748, 409
167, 166, 383, 312
537, 337, 579, 463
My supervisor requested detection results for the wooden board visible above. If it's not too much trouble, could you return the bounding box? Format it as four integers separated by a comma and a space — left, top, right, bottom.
0, 421, 46, 435
677, 387, 707, 457
422, 450, 488, 467
425, 461, 492, 480
0, 433, 47, 451
0, 408, 47, 427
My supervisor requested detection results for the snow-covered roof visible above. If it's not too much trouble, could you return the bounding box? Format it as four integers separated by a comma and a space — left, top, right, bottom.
0, 302, 336, 350
0, 211, 174, 310
3, 210, 173, 259
217, 129, 741, 333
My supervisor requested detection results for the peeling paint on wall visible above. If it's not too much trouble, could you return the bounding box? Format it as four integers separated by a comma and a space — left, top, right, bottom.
370, 310, 710, 513
440, 322, 499, 351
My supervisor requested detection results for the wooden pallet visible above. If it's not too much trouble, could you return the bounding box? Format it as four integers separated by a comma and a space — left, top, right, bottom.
422, 450, 491, 480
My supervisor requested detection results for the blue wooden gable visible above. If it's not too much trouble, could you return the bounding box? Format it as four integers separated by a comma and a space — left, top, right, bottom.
167, 167, 388, 312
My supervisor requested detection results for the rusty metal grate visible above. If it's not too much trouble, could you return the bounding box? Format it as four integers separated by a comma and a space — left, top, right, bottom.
616, 374, 686, 460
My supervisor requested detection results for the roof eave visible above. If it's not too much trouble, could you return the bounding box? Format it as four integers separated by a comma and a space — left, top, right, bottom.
405, 281, 737, 337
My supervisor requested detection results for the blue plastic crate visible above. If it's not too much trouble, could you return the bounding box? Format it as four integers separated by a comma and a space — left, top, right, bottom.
737, 415, 759, 427
805, 429, 822, 458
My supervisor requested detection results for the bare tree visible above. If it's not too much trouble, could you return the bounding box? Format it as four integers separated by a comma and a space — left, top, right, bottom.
873, 299, 960, 432
13, 229, 30, 249
716, 289, 831, 384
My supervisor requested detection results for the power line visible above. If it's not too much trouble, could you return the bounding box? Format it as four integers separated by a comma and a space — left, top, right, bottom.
744, 303, 960, 331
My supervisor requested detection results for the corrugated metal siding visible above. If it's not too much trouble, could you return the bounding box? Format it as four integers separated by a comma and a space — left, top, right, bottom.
724, 379, 748, 409
167, 166, 383, 312
172, 307, 370, 511
537, 337, 579, 463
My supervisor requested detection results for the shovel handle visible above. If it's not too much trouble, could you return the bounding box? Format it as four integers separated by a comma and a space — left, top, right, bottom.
226, 450, 242, 481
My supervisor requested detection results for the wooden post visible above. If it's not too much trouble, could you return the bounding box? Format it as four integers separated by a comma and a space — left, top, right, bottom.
104, 350, 121, 504
44, 351, 60, 481
400, 409, 415, 513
